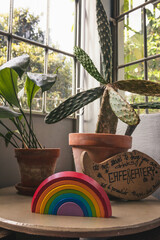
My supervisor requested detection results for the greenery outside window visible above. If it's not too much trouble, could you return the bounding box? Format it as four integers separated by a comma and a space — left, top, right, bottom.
0, 0, 77, 114
115, 0, 160, 114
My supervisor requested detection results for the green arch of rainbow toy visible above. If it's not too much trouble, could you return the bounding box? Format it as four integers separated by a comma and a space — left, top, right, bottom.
31, 171, 112, 218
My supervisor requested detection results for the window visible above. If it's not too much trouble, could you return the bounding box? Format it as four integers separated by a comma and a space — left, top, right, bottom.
0, 0, 78, 113
115, 0, 160, 113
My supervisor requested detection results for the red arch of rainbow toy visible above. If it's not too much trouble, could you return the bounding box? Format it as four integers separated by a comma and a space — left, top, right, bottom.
31, 171, 112, 218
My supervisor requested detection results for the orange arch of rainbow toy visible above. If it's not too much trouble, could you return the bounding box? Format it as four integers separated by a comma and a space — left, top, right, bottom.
31, 171, 112, 218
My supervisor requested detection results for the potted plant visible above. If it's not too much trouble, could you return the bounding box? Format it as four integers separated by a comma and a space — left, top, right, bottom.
44, 0, 160, 172
0, 54, 60, 193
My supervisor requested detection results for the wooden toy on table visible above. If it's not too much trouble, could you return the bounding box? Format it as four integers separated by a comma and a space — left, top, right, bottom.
31, 171, 112, 218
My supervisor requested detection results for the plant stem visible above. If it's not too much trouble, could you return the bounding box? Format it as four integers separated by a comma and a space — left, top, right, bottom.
0, 119, 21, 145
19, 108, 42, 148
9, 68, 42, 148
29, 85, 36, 148
0, 132, 18, 148
11, 118, 30, 148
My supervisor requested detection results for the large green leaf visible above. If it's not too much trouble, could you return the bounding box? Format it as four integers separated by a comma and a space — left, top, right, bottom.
0, 68, 20, 107
132, 102, 160, 109
27, 72, 57, 93
45, 86, 104, 124
74, 47, 106, 84
114, 80, 160, 96
96, 0, 112, 83
25, 76, 40, 108
0, 106, 21, 118
108, 85, 140, 126
0, 55, 30, 78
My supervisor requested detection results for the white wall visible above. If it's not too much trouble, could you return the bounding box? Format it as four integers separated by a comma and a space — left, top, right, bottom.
117, 114, 160, 199
81, 0, 111, 133
0, 115, 75, 188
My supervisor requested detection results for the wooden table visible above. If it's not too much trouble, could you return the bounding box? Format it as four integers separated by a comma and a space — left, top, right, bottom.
0, 187, 159, 239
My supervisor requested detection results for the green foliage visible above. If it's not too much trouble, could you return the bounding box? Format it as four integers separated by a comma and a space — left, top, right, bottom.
114, 80, 160, 96
0, 68, 19, 107
74, 47, 105, 84
108, 85, 140, 126
45, 0, 160, 136
96, 0, 112, 82
0, 8, 73, 111
12, 8, 44, 43
45, 87, 105, 124
25, 76, 40, 108
122, 1, 160, 109
0, 55, 56, 148
0, 106, 21, 118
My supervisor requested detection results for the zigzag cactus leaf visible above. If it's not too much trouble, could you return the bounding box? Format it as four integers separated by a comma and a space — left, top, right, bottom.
107, 85, 140, 126
114, 80, 160, 96
132, 102, 160, 109
96, 0, 112, 83
74, 47, 106, 84
45, 86, 104, 124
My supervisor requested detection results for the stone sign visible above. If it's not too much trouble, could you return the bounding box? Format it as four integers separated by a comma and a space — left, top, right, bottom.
81, 150, 160, 200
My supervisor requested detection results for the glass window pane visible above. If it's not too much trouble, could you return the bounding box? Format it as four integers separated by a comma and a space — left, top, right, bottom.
0, 0, 10, 32
148, 58, 160, 113
48, 0, 75, 53
148, 57, 160, 82
46, 51, 73, 112
0, 35, 8, 105
146, 3, 160, 57
118, 64, 145, 114
13, 0, 46, 44
118, 9, 144, 65
118, 63, 144, 80
11, 40, 45, 112
0, 35, 8, 65
119, 0, 145, 14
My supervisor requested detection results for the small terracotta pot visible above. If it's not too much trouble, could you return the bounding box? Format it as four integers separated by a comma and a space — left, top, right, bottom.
15, 148, 60, 188
69, 133, 132, 172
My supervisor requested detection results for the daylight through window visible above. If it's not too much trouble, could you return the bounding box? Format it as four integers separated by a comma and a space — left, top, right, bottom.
0, 0, 77, 113
116, 0, 160, 114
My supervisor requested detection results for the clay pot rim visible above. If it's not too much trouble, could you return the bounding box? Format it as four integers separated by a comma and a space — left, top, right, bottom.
15, 148, 60, 151
14, 148, 60, 157
69, 133, 132, 149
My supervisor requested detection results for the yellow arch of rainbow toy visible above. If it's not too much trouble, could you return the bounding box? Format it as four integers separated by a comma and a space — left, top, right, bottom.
40, 184, 101, 217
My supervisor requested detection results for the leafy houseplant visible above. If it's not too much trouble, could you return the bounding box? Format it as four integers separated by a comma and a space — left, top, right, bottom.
45, 0, 160, 171
0, 55, 60, 192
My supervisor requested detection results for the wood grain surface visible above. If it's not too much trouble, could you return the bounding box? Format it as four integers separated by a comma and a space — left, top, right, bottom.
0, 187, 159, 238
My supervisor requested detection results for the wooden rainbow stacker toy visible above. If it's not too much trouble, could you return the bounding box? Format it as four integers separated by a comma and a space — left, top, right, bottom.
31, 171, 112, 218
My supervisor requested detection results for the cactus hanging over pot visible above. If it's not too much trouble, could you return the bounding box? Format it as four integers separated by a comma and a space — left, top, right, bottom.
45, 0, 160, 136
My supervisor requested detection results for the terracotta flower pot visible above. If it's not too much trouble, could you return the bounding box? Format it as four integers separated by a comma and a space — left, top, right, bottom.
69, 133, 132, 173
15, 148, 60, 194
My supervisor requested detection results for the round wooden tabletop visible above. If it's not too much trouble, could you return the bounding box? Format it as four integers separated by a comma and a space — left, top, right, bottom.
0, 187, 159, 238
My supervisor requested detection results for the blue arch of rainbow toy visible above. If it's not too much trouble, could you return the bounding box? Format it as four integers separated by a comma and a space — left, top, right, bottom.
52, 197, 88, 216
44, 189, 96, 217
49, 193, 92, 216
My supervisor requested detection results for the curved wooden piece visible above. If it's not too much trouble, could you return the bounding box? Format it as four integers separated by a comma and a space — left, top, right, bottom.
0, 187, 160, 238
81, 150, 160, 200
31, 171, 112, 218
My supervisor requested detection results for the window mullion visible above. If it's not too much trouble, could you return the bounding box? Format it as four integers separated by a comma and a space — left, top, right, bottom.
7, 0, 14, 61
143, 4, 149, 113
43, 0, 50, 114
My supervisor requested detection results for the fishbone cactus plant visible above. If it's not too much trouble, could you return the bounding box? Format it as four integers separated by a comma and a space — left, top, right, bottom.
45, 0, 160, 136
